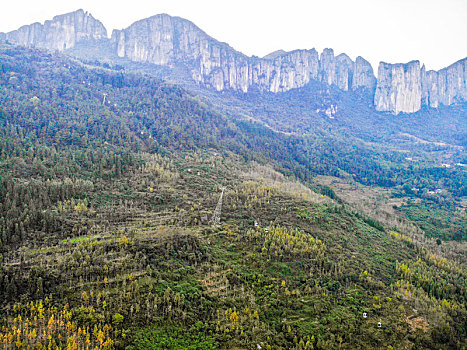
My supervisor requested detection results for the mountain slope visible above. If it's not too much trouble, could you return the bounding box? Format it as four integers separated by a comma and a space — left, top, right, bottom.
1, 43, 465, 237
2, 10, 466, 113
0, 43, 466, 350
110, 14, 375, 94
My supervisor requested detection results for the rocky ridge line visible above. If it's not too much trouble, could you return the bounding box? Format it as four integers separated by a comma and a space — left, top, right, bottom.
1, 9, 106, 51
1, 10, 466, 114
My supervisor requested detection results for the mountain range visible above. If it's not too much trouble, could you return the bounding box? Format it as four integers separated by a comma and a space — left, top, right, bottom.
1, 9, 466, 115
1, 8, 466, 350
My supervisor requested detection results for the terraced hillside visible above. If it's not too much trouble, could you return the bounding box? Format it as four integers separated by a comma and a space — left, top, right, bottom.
0, 44, 465, 349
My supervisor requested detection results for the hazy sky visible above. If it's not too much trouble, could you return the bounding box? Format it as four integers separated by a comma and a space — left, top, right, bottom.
1, 0, 466, 71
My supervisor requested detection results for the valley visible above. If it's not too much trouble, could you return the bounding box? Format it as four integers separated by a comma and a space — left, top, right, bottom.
0, 7, 466, 349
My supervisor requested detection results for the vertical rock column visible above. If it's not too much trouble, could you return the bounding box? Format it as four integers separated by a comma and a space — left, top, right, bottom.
374, 61, 421, 114
3, 9, 107, 51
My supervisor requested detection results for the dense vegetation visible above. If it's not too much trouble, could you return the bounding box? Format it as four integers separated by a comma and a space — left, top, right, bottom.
0, 44, 465, 349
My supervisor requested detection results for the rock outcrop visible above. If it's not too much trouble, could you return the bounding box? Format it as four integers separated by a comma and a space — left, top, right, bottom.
421, 58, 467, 108
263, 50, 287, 60
2, 9, 107, 51
375, 61, 422, 114
352, 56, 377, 91
2, 10, 466, 114
110, 14, 375, 93
375, 58, 467, 114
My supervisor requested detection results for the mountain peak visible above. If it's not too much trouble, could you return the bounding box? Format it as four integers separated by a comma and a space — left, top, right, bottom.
110, 12, 243, 68
2, 9, 107, 51
2, 10, 466, 114
263, 50, 288, 60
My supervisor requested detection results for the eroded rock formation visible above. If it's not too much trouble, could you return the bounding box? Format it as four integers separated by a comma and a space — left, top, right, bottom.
375, 58, 467, 114
110, 14, 375, 93
2, 9, 106, 51
375, 61, 422, 114
2, 10, 465, 114
421, 59, 467, 108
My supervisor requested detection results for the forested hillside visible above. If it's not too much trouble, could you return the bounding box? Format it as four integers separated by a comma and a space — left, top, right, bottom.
0, 44, 466, 349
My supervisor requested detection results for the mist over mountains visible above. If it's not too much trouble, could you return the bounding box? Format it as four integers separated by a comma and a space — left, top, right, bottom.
1, 9, 466, 115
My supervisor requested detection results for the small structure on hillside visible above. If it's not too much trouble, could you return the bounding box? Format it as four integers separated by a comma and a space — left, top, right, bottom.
209, 187, 225, 227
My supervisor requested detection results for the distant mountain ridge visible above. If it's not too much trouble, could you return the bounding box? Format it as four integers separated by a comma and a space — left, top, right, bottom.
0, 9, 106, 51
1, 9, 466, 114
109, 14, 376, 94
375, 59, 467, 114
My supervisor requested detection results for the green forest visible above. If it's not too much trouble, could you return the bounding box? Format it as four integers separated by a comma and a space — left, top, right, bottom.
0, 44, 466, 349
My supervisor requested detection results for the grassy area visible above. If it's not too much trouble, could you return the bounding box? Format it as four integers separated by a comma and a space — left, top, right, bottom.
61, 235, 101, 244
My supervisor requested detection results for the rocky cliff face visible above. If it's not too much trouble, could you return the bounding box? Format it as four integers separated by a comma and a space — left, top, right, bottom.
2, 9, 107, 51
375, 58, 467, 114
352, 56, 377, 91
110, 14, 375, 93
3, 10, 465, 114
375, 61, 422, 114
421, 58, 467, 108
111, 13, 465, 114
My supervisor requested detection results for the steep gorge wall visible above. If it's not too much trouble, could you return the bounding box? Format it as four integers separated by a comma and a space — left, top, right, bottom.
375, 59, 467, 113
2, 10, 466, 114
2, 9, 107, 51
110, 14, 376, 93
110, 13, 466, 114
421, 59, 467, 108
374, 61, 422, 114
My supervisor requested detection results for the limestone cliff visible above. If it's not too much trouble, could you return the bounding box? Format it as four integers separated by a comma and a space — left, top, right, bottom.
111, 12, 464, 114
352, 56, 377, 91
110, 15, 374, 93
375, 58, 467, 114
375, 61, 422, 114
2, 9, 107, 51
3, 10, 465, 114
421, 58, 467, 108
335, 53, 354, 91
263, 50, 287, 60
